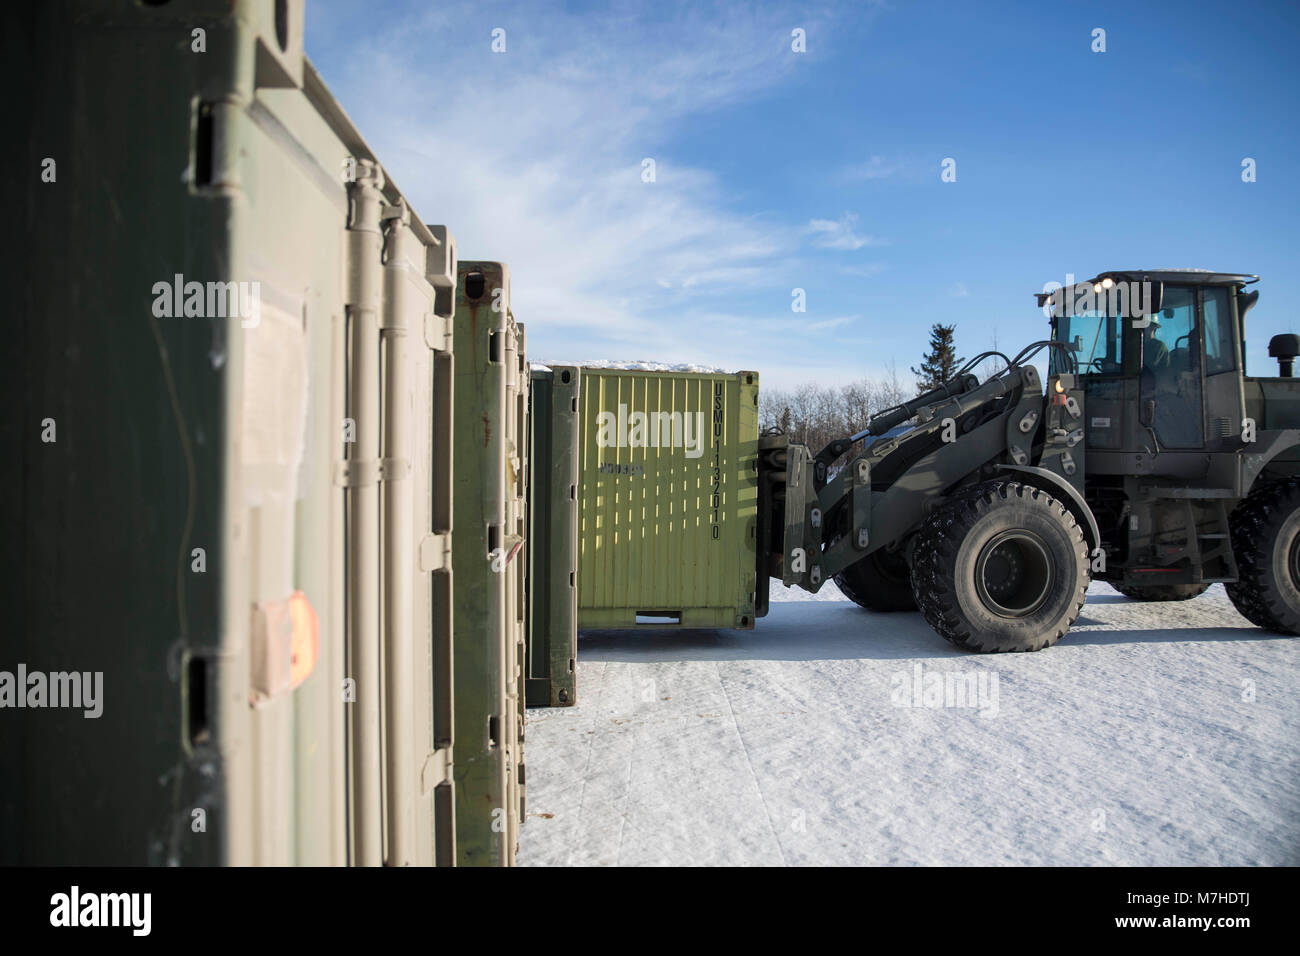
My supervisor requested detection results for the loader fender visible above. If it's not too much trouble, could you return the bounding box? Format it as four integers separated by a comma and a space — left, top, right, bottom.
1242, 428, 1300, 494
997, 464, 1100, 554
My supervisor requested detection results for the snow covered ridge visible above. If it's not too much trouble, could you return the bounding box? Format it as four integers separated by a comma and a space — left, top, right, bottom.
531, 359, 734, 373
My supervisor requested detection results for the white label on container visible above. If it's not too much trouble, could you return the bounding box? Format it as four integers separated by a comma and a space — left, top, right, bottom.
241, 297, 308, 509
1090, 417, 1111, 428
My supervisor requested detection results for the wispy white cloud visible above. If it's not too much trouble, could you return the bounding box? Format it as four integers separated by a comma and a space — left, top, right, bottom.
806, 314, 859, 332
844, 155, 906, 180
307, 1, 844, 362
804, 212, 886, 251
839, 262, 889, 278
676, 267, 768, 290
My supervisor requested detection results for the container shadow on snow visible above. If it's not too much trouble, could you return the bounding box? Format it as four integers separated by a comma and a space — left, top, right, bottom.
577, 596, 1281, 662
579, 603, 971, 663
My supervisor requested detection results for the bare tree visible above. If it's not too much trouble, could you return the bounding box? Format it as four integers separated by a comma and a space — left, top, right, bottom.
974, 329, 1008, 381
760, 370, 919, 469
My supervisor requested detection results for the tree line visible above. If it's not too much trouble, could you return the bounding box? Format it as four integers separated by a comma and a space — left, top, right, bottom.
759, 366, 911, 455
760, 323, 979, 457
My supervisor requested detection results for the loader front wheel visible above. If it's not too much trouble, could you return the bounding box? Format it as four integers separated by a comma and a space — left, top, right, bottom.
1226, 477, 1300, 634
832, 543, 917, 612
912, 481, 1089, 653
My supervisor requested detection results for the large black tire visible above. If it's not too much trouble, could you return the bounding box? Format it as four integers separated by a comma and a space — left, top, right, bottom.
1110, 582, 1209, 602
832, 545, 917, 612
1226, 478, 1300, 634
912, 481, 1089, 653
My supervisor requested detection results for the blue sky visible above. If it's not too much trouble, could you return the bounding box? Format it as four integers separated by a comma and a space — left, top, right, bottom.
305, 0, 1300, 389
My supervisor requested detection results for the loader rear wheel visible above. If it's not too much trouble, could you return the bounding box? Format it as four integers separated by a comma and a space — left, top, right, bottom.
1110, 582, 1209, 602
832, 543, 917, 612
912, 481, 1089, 653
1226, 477, 1300, 634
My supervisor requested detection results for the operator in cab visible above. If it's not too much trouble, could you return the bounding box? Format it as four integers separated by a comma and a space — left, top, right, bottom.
1141, 313, 1169, 370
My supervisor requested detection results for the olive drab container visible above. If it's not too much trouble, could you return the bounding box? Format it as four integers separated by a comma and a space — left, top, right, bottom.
526, 367, 581, 707
574, 369, 763, 630
449, 262, 529, 865
3, 0, 527, 866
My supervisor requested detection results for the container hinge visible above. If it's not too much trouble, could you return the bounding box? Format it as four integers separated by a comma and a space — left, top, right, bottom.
419, 532, 452, 572
377, 309, 409, 331
379, 458, 411, 481
379, 200, 409, 224
335, 459, 380, 487
421, 747, 452, 794
425, 225, 457, 289
424, 311, 452, 353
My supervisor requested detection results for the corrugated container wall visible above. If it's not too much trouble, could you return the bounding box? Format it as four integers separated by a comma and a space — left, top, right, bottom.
575, 369, 762, 630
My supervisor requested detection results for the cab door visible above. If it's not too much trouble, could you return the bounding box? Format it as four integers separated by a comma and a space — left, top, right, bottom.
1199, 285, 1245, 445
1139, 285, 1204, 449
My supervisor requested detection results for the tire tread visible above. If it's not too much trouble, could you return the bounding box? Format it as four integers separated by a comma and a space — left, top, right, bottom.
1226, 477, 1300, 633
911, 481, 1089, 653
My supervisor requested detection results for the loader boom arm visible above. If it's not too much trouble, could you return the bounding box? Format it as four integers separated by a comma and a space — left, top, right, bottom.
776, 363, 1088, 592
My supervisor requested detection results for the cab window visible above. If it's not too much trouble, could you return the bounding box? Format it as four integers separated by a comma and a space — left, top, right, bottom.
1202, 287, 1234, 374
1053, 310, 1123, 375
1141, 285, 1204, 449
1142, 285, 1197, 374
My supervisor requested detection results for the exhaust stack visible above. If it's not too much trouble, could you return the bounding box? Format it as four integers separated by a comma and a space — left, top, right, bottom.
1268, 333, 1300, 377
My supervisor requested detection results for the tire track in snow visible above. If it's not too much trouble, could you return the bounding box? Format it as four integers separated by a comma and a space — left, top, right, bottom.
715, 660, 788, 866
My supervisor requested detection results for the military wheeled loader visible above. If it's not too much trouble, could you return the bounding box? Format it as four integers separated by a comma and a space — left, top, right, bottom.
759, 270, 1300, 652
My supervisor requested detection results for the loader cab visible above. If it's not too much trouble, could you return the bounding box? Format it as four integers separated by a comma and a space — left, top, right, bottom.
1043, 270, 1257, 468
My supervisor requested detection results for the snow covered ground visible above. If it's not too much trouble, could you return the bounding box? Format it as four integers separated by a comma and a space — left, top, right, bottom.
518, 583, 1300, 866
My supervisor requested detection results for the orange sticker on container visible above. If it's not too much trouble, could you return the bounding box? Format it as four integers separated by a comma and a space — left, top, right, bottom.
249, 590, 319, 707
287, 590, 319, 690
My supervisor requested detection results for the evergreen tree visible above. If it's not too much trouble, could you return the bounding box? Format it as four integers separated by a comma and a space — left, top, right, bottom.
911, 323, 964, 390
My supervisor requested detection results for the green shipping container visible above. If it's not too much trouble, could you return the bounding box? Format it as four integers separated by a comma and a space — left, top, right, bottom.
576, 369, 762, 630
450, 261, 529, 866
526, 367, 581, 707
